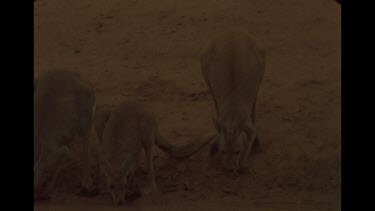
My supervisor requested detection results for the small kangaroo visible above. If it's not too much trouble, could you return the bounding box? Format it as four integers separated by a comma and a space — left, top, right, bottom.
34, 70, 96, 199
94, 101, 216, 205
200, 30, 266, 172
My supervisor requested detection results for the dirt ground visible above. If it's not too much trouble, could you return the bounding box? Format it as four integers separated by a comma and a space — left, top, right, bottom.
34, 0, 341, 210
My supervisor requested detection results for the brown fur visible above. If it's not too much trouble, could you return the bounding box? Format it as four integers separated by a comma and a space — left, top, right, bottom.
200, 30, 266, 171
34, 70, 96, 198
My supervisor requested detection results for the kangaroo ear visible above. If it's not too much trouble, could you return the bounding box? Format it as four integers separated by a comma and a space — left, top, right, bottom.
212, 117, 221, 132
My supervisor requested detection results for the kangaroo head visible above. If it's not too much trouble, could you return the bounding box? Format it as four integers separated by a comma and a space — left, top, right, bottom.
99, 156, 136, 205
105, 172, 127, 205
212, 116, 247, 172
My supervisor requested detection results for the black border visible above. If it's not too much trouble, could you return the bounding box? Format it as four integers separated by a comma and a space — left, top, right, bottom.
342, 0, 366, 210
4, 0, 34, 209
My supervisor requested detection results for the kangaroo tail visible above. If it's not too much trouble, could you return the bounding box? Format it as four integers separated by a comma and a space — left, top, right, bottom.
154, 131, 217, 158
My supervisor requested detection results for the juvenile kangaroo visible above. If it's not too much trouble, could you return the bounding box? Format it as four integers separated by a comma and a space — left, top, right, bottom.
200, 31, 266, 172
34, 70, 96, 199
94, 101, 216, 205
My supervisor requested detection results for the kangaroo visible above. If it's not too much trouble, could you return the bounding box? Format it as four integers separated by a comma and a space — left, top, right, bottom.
34, 70, 96, 199
200, 30, 266, 172
94, 101, 216, 205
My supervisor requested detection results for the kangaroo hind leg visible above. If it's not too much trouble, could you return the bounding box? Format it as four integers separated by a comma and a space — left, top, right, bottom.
143, 131, 157, 193
78, 106, 98, 197
251, 99, 262, 153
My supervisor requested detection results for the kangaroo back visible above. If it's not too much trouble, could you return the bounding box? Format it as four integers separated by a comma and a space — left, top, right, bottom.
34, 70, 95, 148
200, 31, 266, 118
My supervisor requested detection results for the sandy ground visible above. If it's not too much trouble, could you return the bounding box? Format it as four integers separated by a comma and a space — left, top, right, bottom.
34, 0, 341, 210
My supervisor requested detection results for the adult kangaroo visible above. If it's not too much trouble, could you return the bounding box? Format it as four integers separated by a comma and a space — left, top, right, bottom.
200, 30, 266, 172
34, 70, 96, 199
